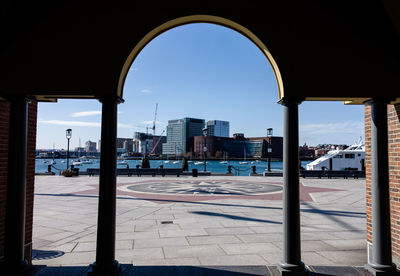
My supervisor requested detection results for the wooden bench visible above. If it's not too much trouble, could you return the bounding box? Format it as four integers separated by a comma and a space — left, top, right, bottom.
87, 168, 183, 177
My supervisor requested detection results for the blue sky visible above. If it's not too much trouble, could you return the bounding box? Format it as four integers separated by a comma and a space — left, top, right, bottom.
37, 23, 365, 149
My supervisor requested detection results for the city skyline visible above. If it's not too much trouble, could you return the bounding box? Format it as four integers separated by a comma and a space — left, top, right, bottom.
36, 23, 364, 149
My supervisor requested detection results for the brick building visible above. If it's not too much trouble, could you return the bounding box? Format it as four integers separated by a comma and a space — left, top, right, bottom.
193, 135, 283, 159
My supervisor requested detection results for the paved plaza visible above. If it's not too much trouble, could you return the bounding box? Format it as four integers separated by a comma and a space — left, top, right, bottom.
31, 175, 367, 274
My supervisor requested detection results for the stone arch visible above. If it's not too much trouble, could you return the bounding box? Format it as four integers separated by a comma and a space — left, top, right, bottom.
117, 15, 284, 100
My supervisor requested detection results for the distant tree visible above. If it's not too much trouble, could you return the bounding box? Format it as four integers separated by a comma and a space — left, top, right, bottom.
141, 155, 150, 168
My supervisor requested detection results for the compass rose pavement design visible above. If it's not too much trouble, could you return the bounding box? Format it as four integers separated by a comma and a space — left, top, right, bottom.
71, 178, 342, 204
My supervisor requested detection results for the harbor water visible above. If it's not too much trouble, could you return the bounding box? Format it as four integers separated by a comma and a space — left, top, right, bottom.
36, 159, 311, 176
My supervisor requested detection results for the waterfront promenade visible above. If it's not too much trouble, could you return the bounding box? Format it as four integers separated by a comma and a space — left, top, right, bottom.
32, 175, 367, 275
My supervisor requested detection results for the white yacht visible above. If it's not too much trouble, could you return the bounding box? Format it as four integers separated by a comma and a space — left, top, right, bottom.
306, 141, 365, 171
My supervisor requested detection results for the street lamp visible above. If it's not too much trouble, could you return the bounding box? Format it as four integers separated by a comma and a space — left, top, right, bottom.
203, 128, 208, 172
267, 128, 273, 172
66, 128, 72, 170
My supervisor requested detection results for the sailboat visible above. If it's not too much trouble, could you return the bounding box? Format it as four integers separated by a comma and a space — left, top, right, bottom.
220, 151, 228, 164
50, 143, 56, 164
239, 147, 248, 164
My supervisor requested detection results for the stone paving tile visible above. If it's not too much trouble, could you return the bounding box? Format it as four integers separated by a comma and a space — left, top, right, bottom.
302, 252, 336, 265
198, 254, 268, 266
220, 242, 281, 255
159, 228, 208, 238
236, 233, 283, 243
205, 227, 254, 235
249, 225, 283, 233
116, 231, 160, 240
163, 245, 225, 259
33, 251, 95, 266
133, 237, 189, 248
116, 240, 135, 250
39, 231, 78, 242
300, 231, 339, 241
330, 230, 367, 240
322, 238, 367, 250
32, 176, 368, 268
42, 242, 78, 253
187, 235, 242, 245
73, 241, 96, 252
316, 249, 367, 265
32, 238, 54, 249
259, 251, 282, 265
174, 218, 223, 229
272, 240, 337, 252
131, 257, 201, 266
116, 248, 164, 261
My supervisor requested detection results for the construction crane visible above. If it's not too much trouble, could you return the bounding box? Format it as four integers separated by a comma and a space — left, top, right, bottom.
152, 103, 158, 136
150, 130, 165, 155
151, 103, 158, 154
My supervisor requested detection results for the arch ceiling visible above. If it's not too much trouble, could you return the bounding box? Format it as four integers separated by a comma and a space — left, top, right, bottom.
0, 2, 399, 104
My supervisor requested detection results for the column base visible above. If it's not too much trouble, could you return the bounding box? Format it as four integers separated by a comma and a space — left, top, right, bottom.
365, 263, 398, 276
88, 260, 120, 276
0, 259, 31, 275
277, 261, 308, 275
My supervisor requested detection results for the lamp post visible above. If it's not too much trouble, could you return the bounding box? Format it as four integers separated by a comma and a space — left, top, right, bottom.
203, 128, 208, 172
66, 128, 72, 170
267, 128, 273, 172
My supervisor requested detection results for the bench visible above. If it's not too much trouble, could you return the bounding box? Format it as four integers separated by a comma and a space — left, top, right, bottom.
300, 170, 365, 179
87, 168, 183, 177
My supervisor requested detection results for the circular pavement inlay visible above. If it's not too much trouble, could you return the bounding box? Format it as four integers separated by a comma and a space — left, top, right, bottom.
126, 180, 282, 195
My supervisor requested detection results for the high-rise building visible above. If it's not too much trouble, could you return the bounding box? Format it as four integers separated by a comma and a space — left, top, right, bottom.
85, 140, 97, 152
133, 132, 166, 155
206, 120, 229, 137
162, 118, 205, 156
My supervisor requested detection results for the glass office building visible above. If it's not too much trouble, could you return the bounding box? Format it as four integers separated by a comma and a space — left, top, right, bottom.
162, 118, 205, 156
206, 120, 229, 137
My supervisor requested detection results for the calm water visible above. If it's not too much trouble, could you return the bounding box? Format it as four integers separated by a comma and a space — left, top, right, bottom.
36, 159, 311, 176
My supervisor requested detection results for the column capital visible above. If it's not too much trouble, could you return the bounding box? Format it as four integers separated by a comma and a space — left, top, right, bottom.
2, 95, 33, 102
364, 98, 395, 105
98, 96, 124, 104
278, 97, 304, 106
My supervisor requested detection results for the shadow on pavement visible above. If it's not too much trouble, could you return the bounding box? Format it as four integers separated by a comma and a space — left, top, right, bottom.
30, 264, 372, 276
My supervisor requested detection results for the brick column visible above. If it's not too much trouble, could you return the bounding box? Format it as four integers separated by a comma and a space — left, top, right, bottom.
0, 100, 37, 266
3, 96, 29, 272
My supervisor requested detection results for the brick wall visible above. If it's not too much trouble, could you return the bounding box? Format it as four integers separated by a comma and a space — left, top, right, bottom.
0, 101, 10, 260
0, 99, 37, 263
365, 104, 400, 265
25, 100, 37, 262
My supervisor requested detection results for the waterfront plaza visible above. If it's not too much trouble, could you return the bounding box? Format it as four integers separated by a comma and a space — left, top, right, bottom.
32, 175, 366, 274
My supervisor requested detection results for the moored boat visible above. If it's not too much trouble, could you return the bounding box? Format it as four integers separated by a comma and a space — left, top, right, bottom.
306, 140, 365, 171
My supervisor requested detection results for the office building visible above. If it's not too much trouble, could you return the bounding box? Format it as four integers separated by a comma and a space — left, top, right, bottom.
85, 140, 97, 152
133, 132, 166, 155
194, 134, 283, 159
162, 118, 204, 156
207, 120, 229, 137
